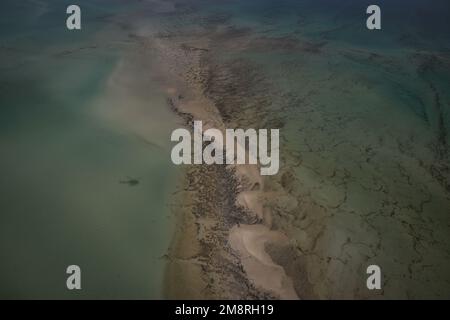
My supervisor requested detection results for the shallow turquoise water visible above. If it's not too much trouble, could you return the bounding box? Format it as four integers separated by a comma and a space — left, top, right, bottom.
0, 0, 178, 299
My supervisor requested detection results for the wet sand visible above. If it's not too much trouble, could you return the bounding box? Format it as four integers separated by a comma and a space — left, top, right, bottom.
145, 23, 301, 299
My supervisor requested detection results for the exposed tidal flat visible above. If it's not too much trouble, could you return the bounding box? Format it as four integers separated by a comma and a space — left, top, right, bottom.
147, 0, 450, 299
1, 0, 450, 299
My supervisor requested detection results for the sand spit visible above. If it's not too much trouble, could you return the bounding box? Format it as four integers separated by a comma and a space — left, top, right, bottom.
165, 90, 298, 299
229, 224, 298, 299
127, 17, 301, 298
